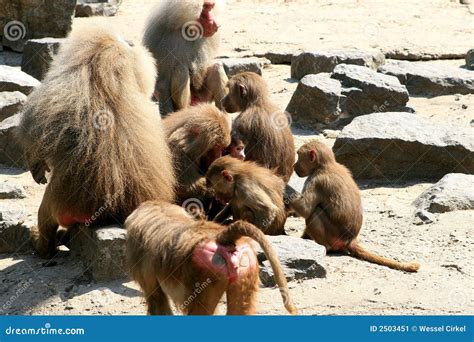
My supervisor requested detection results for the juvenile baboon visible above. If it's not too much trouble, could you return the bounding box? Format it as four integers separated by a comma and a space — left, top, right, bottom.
222, 72, 295, 182
144, 0, 228, 115
224, 132, 245, 160
286, 140, 420, 272
162, 104, 230, 204
16, 27, 175, 258
206, 156, 287, 235
126, 201, 297, 315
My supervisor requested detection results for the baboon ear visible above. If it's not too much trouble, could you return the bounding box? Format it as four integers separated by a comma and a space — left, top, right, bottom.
309, 150, 317, 163
238, 83, 247, 98
221, 170, 233, 182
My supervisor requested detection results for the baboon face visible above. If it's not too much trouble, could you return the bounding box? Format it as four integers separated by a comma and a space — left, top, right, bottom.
206, 169, 234, 203
294, 147, 317, 177
227, 140, 245, 160
222, 80, 243, 113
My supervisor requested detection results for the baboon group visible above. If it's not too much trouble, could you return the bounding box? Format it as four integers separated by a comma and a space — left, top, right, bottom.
15, 0, 419, 316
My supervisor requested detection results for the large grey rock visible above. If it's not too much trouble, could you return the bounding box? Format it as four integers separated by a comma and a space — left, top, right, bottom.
255, 235, 326, 287
465, 49, 474, 70
71, 225, 127, 282
0, 181, 26, 199
0, 91, 26, 121
0, 202, 32, 253
0, 66, 40, 95
220, 57, 266, 77
0, 0, 76, 52
331, 64, 409, 116
21, 38, 63, 80
334, 112, 474, 180
379, 60, 474, 96
0, 113, 26, 168
413, 173, 474, 213
291, 50, 385, 80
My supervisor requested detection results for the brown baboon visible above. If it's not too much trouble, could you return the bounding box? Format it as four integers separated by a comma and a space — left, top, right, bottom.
222, 72, 295, 182
286, 140, 420, 272
224, 132, 245, 160
162, 104, 230, 205
206, 156, 287, 235
16, 26, 175, 258
126, 200, 297, 315
144, 0, 228, 115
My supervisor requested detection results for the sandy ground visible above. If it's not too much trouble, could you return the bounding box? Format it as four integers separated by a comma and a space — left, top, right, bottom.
0, 0, 473, 315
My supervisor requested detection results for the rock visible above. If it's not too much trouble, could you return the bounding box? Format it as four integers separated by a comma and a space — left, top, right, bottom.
0, 181, 26, 199
379, 60, 474, 96
0, 50, 22, 67
413, 210, 435, 225
0, 66, 40, 95
0, 0, 76, 52
413, 173, 474, 213
466, 49, 474, 70
71, 225, 127, 282
331, 64, 409, 116
334, 112, 474, 180
220, 57, 266, 77
0, 91, 26, 121
291, 50, 385, 80
286, 73, 342, 126
0, 113, 26, 169
75, 3, 119, 17
255, 235, 326, 287
255, 50, 298, 65
21, 38, 63, 80
384, 48, 465, 61
0, 202, 32, 253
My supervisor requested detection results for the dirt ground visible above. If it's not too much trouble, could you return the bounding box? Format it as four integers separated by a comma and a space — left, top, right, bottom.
0, 0, 473, 315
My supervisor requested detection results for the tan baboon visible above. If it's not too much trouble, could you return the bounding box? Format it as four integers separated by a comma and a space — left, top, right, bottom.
16, 26, 175, 258
286, 140, 420, 272
222, 72, 295, 182
126, 200, 297, 315
144, 0, 228, 115
206, 156, 287, 235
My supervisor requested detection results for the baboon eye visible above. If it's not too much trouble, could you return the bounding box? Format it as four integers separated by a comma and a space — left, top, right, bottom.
212, 253, 227, 267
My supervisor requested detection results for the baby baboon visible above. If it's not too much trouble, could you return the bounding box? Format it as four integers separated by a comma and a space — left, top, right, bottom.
287, 140, 420, 272
126, 201, 297, 315
163, 104, 230, 205
16, 26, 175, 258
144, 0, 228, 115
206, 156, 287, 235
222, 72, 295, 182
224, 132, 245, 160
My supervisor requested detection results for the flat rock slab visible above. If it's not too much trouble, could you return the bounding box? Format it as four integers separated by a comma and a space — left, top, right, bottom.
0, 66, 40, 95
0, 181, 26, 199
384, 48, 466, 61
71, 225, 127, 282
0, 91, 26, 121
0, 113, 26, 168
379, 60, 474, 96
255, 235, 326, 287
334, 112, 474, 181
413, 173, 474, 213
220, 57, 266, 77
291, 50, 385, 80
255, 50, 298, 65
21, 38, 63, 81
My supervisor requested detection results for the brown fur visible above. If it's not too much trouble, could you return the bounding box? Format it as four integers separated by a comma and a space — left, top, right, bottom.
162, 104, 230, 202
288, 140, 420, 272
143, 0, 228, 115
206, 156, 287, 235
126, 200, 297, 315
16, 26, 175, 258
222, 72, 295, 182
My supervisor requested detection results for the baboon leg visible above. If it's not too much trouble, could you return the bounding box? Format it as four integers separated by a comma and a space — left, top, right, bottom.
306, 208, 332, 248
226, 271, 259, 315
187, 282, 226, 315
171, 67, 191, 110
33, 187, 59, 259
205, 62, 228, 109
141, 275, 173, 315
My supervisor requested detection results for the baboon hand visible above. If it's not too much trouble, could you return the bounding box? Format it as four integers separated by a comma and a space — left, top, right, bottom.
31, 161, 49, 184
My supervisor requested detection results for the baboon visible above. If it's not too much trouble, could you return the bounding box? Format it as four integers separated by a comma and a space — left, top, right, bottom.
16, 26, 175, 258
206, 156, 287, 235
286, 140, 420, 272
126, 201, 297, 315
162, 104, 230, 204
224, 132, 245, 160
144, 0, 228, 115
222, 72, 295, 182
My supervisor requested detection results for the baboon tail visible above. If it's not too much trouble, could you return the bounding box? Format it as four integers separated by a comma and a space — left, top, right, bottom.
217, 220, 298, 314
345, 242, 420, 273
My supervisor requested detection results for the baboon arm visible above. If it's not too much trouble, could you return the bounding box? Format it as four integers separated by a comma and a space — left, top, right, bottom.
171, 66, 191, 110
284, 185, 316, 219
214, 203, 232, 223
